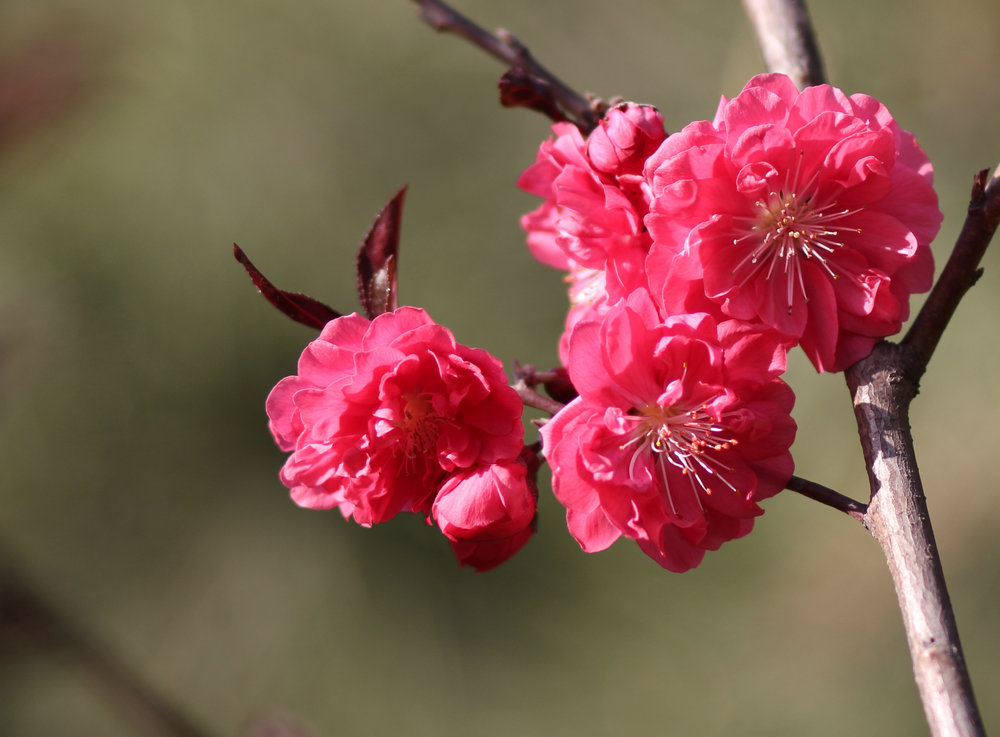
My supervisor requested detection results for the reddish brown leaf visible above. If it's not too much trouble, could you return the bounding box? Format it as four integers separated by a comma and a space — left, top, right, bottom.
498, 67, 567, 123
357, 186, 406, 318
233, 244, 341, 330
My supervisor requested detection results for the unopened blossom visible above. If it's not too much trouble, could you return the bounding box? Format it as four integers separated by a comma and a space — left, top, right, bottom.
587, 102, 667, 178
541, 291, 796, 572
266, 307, 524, 527
644, 73, 941, 372
519, 104, 665, 275
433, 458, 538, 572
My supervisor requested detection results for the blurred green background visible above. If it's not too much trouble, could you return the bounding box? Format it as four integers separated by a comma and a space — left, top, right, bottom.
0, 1, 998, 735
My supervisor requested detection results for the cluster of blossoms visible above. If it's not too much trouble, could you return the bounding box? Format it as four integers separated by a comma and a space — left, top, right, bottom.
266, 308, 536, 571
518, 101, 667, 363
520, 73, 941, 570
262, 72, 941, 573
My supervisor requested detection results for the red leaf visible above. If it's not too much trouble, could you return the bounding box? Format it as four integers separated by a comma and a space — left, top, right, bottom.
498, 67, 567, 123
357, 186, 406, 318
233, 244, 341, 330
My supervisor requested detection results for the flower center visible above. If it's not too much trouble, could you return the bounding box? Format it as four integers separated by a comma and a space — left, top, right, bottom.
621, 403, 741, 518
731, 156, 863, 313
397, 393, 442, 464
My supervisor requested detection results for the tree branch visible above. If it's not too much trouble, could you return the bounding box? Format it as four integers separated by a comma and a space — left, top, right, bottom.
741, 0, 826, 87
785, 475, 867, 521
511, 379, 565, 416
847, 344, 986, 737
904, 165, 1000, 368
410, 0, 601, 132
741, 1, 988, 733
850, 168, 1000, 737
0, 549, 213, 737
846, 165, 1000, 737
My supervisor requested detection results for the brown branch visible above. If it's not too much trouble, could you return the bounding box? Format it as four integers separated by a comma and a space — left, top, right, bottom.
0, 549, 213, 737
847, 344, 986, 737
840, 161, 1000, 737
785, 475, 867, 521
742, 2, 987, 732
511, 379, 565, 416
904, 165, 1000, 368
741, 0, 826, 88
410, 0, 601, 132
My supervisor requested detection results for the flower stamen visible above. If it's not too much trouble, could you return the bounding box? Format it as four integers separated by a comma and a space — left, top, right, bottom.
396, 393, 445, 468
620, 403, 740, 518
730, 152, 866, 313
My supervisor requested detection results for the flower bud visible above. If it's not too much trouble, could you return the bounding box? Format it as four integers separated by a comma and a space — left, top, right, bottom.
433, 460, 538, 571
586, 103, 666, 176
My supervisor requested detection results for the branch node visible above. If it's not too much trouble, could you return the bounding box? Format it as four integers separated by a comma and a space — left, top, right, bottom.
411, 0, 600, 132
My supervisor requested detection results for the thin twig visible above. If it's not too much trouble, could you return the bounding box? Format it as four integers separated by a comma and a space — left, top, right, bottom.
741, 0, 826, 88
0, 550, 212, 737
785, 475, 867, 521
410, 0, 601, 132
511, 379, 565, 416
904, 165, 1000, 368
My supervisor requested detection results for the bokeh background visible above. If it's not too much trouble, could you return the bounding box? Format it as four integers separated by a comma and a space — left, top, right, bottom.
1, 1, 998, 735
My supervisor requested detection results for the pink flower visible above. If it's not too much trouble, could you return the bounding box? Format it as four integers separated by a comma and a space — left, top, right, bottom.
433, 459, 538, 572
557, 265, 611, 365
518, 131, 643, 275
587, 102, 668, 178
518, 103, 667, 362
644, 73, 941, 372
519, 104, 665, 274
540, 290, 796, 572
266, 307, 524, 526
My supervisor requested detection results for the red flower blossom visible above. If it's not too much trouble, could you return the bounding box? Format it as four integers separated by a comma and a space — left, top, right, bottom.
518, 103, 667, 362
518, 103, 665, 272
266, 308, 524, 527
644, 73, 941, 372
433, 459, 538, 572
540, 290, 796, 571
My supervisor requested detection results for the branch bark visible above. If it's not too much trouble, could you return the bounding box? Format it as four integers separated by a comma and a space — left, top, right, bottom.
511, 379, 565, 416
847, 345, 985, 737
743, 3, 992, 735
410, 0, 601, 132
844, 165, 1000, 737
741, 0, 826, 87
